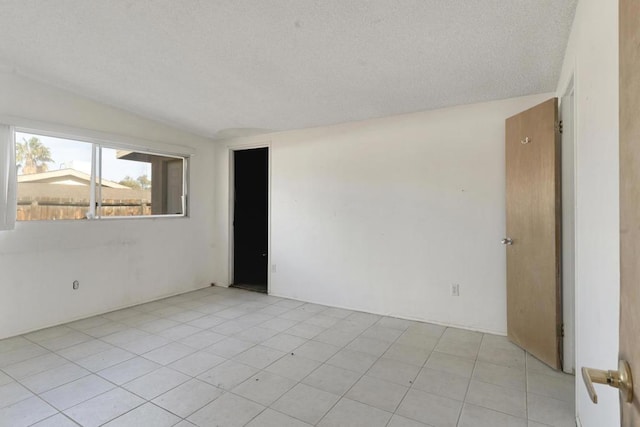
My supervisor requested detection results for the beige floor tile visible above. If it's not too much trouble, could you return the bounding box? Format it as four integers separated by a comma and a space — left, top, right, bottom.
286, 322, 325, 339
527, 393, 575, 427
197, 360, 259, 390
0, 396, 57, 427
168, 350, 226, 376
302, 363, 362, 395
527, 371, 574, 402
103, 402, 180, 427
271, 383, 340, 425
478, 341, 525, 369
2, 353, 68, 380
122, 367, 189, 400
188, 392, 264, 427
0, 287, 577, 427
458, 403, 527, 427
318, 397, 392, 427
31, 413, 79, 426
204, 337, 254, 358
234, 345, 286, 369
361, 325, 404, 343
465, 380, 527, 418
383, 343, 432, 367
246, 408, 313, 427
63, 388, 144, 427
265, 353, 321, 381
424, 351, 475, 378
326, 349, 378, 374
232, 371, 296, 406
76, 347, 135, 372
345, 375, 408, 412
40, 374, 114, 410
293, 340, 340, 362
412, 366, 470, 401
387, 414, 431, 426
473, 360, 526, 391
178, 330, 226, 349
97, 357, 161, 385
396, 388, 462, 427
0, 382, 33, 408
142, 342, 196, 365
434, 337, 481, 360
367, 357, 421, 387
345, 336, 391, 357
262, 333, 308, 352
0, 343, 49, 368
20, 363, 90, 394
152, 378, 223, 417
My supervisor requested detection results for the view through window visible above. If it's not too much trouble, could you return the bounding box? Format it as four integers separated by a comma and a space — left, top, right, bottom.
15, 131, 186, 221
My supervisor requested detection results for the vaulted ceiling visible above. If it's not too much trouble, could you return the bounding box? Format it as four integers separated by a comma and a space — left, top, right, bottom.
0, 1, 577, 138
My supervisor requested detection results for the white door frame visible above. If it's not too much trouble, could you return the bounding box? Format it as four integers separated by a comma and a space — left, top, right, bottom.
560, 77, 577, 374
227, 142, 271, 293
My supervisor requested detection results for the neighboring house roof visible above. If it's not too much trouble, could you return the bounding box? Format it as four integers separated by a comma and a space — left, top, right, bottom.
17, 168, 130, 189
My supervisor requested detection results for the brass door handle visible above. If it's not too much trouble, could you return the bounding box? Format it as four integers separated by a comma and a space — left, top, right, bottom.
581, 360, 633, 404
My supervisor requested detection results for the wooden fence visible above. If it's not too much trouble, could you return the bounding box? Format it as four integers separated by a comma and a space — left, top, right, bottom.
17, 198, 151, 221
17, 183, 152, 220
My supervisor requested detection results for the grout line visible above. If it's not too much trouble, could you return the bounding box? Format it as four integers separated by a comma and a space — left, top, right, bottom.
2, 287, 574, 427
454, 332, 485, 426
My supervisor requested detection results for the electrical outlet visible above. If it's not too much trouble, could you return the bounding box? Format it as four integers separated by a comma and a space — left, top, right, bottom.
451, 284, 460, 297
271, 264, 277, 273
72, 280, 80, 290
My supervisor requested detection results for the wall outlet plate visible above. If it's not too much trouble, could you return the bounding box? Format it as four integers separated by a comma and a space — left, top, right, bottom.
451, 283, 460, 297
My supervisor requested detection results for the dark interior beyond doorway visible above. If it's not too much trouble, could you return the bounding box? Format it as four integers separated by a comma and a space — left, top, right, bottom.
232, 147, 268, 293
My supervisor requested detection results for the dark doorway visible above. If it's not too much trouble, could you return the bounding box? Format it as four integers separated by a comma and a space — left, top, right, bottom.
232, 147, 268, 293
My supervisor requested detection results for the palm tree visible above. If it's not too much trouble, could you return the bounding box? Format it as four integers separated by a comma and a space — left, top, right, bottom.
16, 137, 53, 174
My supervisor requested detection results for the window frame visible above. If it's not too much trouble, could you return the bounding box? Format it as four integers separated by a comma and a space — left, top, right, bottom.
14, 126, 190, 221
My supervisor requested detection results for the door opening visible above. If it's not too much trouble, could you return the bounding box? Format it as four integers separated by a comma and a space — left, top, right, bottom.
231, 147, 268, 293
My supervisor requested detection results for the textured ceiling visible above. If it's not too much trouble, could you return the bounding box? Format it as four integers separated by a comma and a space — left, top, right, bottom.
0, 1, 576, 138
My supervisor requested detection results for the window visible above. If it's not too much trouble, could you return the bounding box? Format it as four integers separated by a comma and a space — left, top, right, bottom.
15, 130, 188, 221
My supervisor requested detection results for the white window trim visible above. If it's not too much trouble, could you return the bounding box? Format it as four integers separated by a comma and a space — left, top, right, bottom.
0, 124, 16, 230
13, 124, 191, 221
2, 114, 196, 156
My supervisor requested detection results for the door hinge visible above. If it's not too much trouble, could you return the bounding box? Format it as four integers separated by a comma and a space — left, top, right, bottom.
555, 120, 563, 134
558, 323, 565, 338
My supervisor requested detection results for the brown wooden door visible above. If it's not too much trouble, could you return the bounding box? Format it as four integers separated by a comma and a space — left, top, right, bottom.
619, 0, 639, 423
505, 98, 562, 370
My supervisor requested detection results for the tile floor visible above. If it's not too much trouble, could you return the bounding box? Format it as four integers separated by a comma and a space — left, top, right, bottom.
0, 286, 575, 427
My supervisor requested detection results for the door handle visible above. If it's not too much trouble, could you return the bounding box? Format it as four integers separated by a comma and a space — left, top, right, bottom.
501, 238, 514, 245
581, 360, 633, 404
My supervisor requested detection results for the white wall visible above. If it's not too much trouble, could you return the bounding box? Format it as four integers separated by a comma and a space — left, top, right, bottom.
556, 0, 620, 425
214, 93, 551, 335
0, 71, 217, 339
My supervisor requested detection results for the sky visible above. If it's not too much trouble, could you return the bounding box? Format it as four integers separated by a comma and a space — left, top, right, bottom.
16, 131, 151, 182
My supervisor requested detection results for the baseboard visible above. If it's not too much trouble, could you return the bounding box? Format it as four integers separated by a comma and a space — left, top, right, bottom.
1, 282, 213, 340
267, 292, 507, 336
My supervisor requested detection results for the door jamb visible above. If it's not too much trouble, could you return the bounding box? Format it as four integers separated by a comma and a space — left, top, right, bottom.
560, 76, 577, 375
227, 142, 271, 294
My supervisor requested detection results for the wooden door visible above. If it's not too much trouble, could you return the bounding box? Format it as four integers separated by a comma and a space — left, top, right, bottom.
619, 0, 639, 423
505, 98, 562, 369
